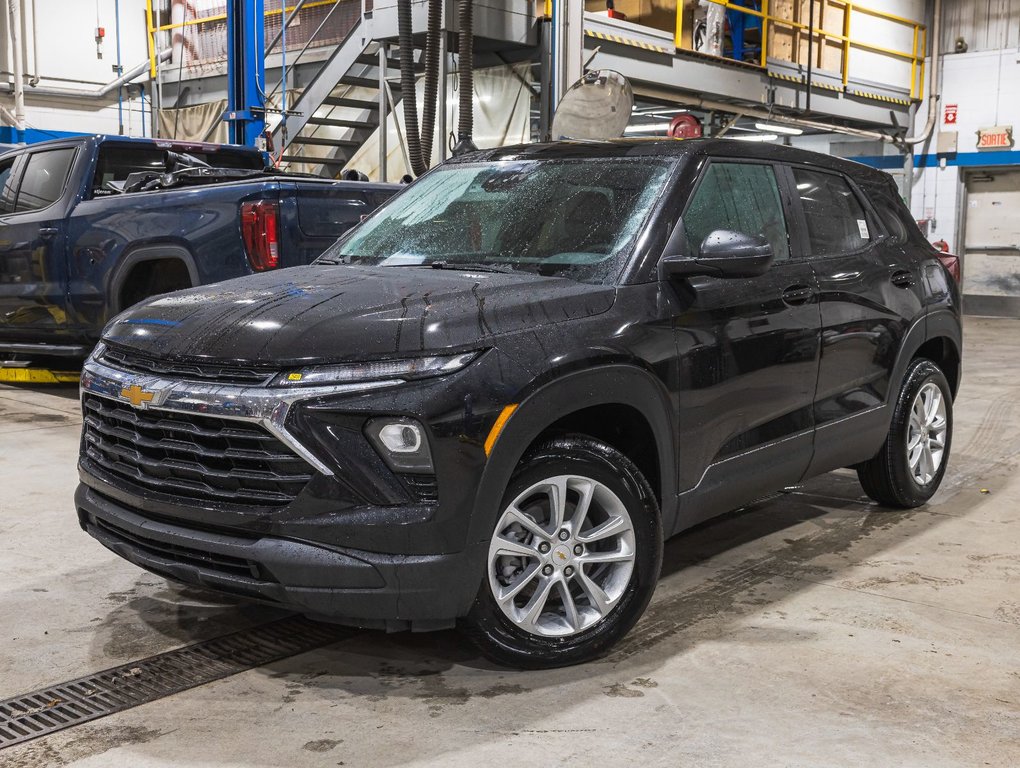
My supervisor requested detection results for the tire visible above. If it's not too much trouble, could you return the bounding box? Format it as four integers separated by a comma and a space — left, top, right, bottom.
857, 358, 953, 508
463, 436, 662, 669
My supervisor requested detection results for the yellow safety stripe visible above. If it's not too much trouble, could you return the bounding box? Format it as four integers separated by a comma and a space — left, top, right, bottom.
584, 29, 669, 54
0, 368, 79, 384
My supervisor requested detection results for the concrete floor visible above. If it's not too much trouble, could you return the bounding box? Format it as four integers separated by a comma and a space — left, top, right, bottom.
1, 316, 1018, 767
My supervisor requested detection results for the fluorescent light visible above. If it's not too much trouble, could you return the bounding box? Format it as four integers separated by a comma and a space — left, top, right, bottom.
624, 122, 673, 134
730, 133, 779, 142
755, 122, 803, 135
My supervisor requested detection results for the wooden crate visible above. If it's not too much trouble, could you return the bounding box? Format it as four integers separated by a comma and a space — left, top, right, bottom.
767, 0, 845, 74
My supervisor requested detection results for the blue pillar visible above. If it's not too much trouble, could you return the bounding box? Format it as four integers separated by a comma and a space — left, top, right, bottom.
224, 0, 266, 146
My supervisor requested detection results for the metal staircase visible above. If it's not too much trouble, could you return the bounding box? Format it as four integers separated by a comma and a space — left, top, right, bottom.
272, 30, 417, 177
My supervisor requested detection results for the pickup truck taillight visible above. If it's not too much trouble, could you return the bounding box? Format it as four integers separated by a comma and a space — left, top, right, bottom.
241, 200, 280, 271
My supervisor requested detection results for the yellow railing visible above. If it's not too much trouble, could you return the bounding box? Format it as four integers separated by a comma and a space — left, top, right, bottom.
674, 0, 927, 100
145, 0, 342, 78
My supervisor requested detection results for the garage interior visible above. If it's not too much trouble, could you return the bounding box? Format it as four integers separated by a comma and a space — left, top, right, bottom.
1, 0, 1019, 765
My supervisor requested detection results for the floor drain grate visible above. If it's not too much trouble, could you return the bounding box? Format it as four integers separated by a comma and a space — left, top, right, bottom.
0, 615, 352, 750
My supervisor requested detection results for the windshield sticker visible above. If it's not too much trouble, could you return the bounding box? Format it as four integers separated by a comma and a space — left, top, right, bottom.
857, 219, 870, 239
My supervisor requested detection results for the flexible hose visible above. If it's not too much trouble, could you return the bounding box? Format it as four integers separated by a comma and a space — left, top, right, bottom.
420, 0, 442, 165
397, 0, 426, 176
453, 0, 476, 154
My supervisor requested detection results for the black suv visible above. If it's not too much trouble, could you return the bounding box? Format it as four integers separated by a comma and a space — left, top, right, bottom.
76, 140, 961, 668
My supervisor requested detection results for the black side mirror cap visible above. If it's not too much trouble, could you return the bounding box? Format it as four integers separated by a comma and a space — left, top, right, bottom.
660, 229, 775, 280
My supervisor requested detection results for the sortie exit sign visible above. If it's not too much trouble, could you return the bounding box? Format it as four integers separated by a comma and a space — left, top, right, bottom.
977, 126, 1013, 149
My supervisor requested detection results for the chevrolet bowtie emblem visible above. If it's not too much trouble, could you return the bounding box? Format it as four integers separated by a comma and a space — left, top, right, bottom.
556, 551, 568, 560
120, 384, 155, 408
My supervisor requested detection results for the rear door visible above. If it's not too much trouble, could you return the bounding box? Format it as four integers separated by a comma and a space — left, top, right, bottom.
670, 159, 821, 528
788, 165, 924, 476
0, 146, 78, 343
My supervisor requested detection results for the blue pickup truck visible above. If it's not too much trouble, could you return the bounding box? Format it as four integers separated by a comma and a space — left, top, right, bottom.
0, 135, 397, 360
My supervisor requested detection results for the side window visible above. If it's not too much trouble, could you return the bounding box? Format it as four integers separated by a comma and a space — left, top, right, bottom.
792, 168, 871, 256
91, 146, 167, 197
866, 184, 909, 244
0, 158, 18, 214
16, 148, 76, 212
684, 162, 791, 262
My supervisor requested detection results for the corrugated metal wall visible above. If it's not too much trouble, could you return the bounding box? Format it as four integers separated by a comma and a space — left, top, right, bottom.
941, 0, 1020, 53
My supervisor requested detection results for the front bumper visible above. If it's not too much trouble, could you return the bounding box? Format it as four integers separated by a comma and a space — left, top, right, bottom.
76, 484, 484, 628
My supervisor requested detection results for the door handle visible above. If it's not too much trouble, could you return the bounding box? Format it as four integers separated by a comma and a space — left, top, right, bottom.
39, 227, 59, 240
781, 285, 814, 306
890, 269, 914, 287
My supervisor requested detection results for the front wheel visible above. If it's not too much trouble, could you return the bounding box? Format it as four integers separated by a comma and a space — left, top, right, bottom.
463, 437, 662, 669
857, 358, 953, 508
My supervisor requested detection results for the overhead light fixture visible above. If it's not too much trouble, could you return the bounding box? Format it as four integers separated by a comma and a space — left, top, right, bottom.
730, 133, 779, 142
624, 122, 673, 134
754, 122, 804, 135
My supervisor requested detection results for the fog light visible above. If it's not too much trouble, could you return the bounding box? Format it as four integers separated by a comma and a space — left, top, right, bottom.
378, 423, 422, 453
366, 417, 433, 473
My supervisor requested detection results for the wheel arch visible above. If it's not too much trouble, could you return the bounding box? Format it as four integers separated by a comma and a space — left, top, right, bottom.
108, 243, 200, 315
468, 364, 678, 547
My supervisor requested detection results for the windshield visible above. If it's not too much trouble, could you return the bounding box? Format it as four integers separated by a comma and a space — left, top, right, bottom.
317, 158, 675, 284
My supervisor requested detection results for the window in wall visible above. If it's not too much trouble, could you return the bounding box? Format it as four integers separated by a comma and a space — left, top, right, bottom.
792, 167, 871, 256
684, 162, 791, 262
16, 148, 76, 213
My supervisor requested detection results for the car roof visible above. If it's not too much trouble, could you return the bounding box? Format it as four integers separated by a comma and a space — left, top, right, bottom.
449, 138, 894, 186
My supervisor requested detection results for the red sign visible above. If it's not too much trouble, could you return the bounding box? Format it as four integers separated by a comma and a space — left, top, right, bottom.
977, 126, 1014, 149
943, 104, 958, 124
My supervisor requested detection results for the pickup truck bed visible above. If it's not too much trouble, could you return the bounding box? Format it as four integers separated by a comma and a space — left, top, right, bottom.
0, 135, 397, 358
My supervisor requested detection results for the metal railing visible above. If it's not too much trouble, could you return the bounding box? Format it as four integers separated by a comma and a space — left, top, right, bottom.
144, 0, 350, 77
673, 0, 927, 100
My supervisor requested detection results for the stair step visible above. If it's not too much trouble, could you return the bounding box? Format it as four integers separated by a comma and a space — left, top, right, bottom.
354, 53, 424, 72
339, 75, 380, 89
290, 136, 361, 147
322, 96, 378, 111
306, 116, 378, 129
281, 154, 348, 168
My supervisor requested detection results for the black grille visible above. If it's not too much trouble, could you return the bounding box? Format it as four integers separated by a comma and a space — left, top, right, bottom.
82, 395, 314, 508
100, 345, 275, 386
91, 513, 265, 581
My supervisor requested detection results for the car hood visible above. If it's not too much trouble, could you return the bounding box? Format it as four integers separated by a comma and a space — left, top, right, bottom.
103, 264, 617, 364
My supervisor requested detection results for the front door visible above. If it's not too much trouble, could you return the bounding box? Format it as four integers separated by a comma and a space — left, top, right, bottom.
669, 159, 821, 531
0, 146, 77, 346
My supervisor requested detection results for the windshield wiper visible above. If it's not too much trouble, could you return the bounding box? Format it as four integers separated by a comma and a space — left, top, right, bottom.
429, 261, 515, 274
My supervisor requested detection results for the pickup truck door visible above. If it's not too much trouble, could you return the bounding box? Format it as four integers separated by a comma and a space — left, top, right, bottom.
0, 146, 78, 344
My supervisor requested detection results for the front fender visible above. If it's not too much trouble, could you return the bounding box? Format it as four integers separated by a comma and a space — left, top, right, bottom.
466, 364, 678, 548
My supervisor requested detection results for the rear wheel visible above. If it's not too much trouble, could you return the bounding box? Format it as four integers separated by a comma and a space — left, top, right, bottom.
464, 437, 662, 669
857, 358, 953, 508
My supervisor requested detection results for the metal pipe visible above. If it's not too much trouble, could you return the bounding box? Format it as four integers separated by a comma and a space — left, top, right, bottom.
902, 0, 941, 145
805, 0, 814, 113
116, 0, 124, 134
1, 49, 172, 100
6, 0, 26, 140
378, 43, 387, 180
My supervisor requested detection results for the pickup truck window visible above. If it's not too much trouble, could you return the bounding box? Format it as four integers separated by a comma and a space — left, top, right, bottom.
0, 158, 16, 214
16, 148, 76, 212
91, 144, 264, 197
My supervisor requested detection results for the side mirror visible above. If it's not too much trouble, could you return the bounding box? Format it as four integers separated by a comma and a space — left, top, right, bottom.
660, 229, 774, 279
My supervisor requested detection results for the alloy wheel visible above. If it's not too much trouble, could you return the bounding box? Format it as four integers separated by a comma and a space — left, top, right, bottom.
906, 381, 948, 485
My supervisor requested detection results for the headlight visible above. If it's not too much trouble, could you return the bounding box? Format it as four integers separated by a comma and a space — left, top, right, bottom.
269, 351, 479, 388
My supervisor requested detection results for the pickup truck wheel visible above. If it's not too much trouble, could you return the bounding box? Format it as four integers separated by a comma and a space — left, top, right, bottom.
464, 437, 662, 669
857, 358, 953, 508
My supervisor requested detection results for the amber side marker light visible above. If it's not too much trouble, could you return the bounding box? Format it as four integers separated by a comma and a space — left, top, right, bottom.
484, 404, 518, 456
